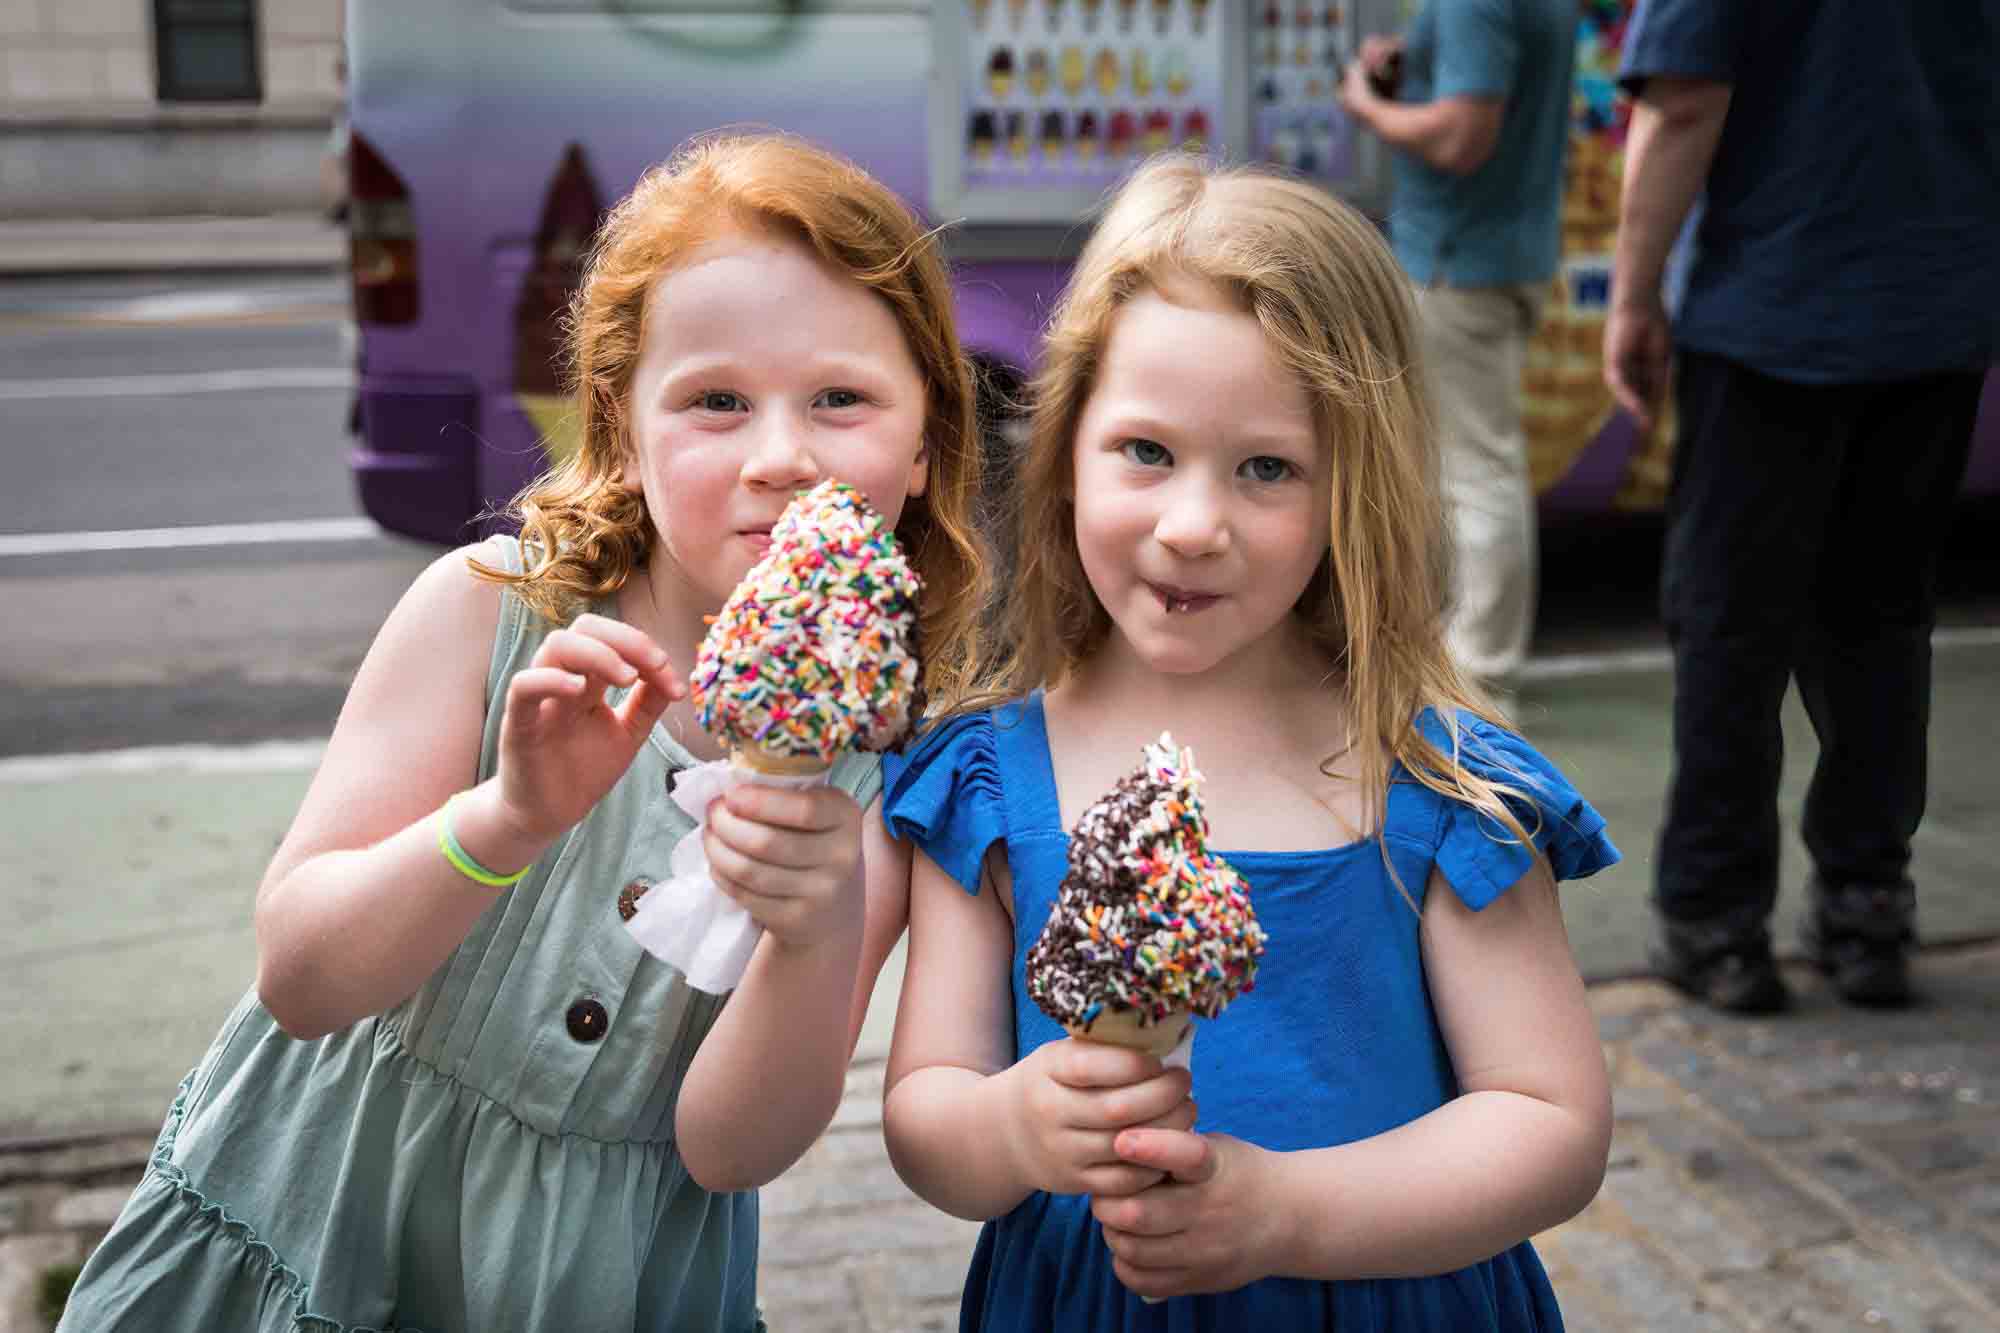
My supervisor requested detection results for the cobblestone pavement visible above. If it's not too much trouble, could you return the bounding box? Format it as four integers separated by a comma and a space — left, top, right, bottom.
15, 946, 1991, 1332
1540, 944, 2000, 1332
756, 943, 2000, 1332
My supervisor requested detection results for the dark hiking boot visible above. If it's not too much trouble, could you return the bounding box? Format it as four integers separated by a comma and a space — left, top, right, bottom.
1650, 908, 1791, 1014
1801, 877, 1916, 1008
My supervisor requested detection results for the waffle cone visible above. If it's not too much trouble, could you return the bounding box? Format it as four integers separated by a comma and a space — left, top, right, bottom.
730, 749, 834, 778
1064, 1007, 1191, 1057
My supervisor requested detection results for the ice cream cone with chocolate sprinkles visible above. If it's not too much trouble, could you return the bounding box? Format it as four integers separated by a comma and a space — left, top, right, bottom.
1027, 734, 1265, 1055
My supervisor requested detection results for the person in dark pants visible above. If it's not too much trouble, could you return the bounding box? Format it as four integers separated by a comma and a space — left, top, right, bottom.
1604, 0, 1999, 1013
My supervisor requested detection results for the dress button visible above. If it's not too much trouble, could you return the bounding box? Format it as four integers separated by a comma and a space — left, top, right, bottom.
616, 878, 654, 922
565, 998, 609, 1043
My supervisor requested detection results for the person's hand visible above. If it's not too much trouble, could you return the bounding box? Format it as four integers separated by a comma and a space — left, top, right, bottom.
1357, 34, 1404, 77
1603, 292, 1672, 432
999, 1038, 1197, 1199
704, 783, 866, 952
1093, 1129, 1285, 1300
495, 613, 684, 842
1338, 55, 1380, 116
1341, 35, 1402, 113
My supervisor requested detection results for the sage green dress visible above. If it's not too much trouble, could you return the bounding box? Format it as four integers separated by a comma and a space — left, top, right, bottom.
57, 537, 883, 1333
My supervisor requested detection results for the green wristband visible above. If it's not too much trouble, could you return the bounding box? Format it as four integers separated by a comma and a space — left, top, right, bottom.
438, 793, 532, 889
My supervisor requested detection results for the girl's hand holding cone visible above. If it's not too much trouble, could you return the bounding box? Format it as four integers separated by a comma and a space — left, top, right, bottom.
703, 781, 864, 953
1092, 1128, 1286, 1300
996, 1035, 1196, 1200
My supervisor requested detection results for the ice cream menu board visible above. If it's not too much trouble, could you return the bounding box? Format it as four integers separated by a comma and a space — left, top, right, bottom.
1249, 3, 1362, 186
931, 0, 1235, 223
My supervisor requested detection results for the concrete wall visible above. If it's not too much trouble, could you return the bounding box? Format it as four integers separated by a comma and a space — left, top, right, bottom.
0, 0, 345, 218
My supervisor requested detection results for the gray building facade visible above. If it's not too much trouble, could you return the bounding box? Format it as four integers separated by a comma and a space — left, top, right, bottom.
1, 0, 345, 219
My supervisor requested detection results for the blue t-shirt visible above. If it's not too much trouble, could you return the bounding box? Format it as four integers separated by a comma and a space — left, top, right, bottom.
1618, 0, 2000, 383
1389, 0, 1577, 287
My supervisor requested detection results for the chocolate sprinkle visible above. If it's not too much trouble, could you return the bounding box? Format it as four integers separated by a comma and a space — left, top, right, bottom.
616, 878, 653, 923
1025, 735, 1266, 1030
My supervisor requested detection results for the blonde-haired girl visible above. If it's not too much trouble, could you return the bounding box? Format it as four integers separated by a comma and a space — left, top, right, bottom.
881, 154, 1616, 1329
59, 132, 988, 1332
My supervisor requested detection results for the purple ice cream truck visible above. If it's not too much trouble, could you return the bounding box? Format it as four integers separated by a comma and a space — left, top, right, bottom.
342, 0, 1997, 545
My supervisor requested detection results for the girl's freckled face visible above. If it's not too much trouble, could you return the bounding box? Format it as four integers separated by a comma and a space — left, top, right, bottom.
624, 232, 930, 611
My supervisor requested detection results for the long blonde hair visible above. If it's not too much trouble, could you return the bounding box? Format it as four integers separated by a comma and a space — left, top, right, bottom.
967, 154, 1531, 849
473, 132, 990, 708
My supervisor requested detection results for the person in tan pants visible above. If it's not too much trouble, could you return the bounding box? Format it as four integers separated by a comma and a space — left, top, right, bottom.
1343, 0, 1577, 707
1417, 282, 1546, 700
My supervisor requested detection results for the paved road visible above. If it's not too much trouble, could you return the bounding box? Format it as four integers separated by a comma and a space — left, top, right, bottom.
0, 273, 353, 537
0, 272, 436, 758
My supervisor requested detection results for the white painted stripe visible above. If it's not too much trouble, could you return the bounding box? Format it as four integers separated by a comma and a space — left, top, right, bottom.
1517, 647, 1673, 681
1518, 624, 2000, 681
0, 367, 353, 402
0, 739, 326, 784
94, 289, 342, 322
0, 517, 382, 558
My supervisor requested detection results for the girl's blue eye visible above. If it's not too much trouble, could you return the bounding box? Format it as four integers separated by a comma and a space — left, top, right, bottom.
1242, 455, 1294, 483
818, 389, 863, 409
1125, 439, 1171, 467
699, 391, 747, 413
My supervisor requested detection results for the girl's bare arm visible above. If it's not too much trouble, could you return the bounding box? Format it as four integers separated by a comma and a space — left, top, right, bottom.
1271, 859, 1610, 1276
674, 798, 909, 1192
883, 846, 1192, 1220
881, 845, 1030, 1218
254, 546, 679, 1039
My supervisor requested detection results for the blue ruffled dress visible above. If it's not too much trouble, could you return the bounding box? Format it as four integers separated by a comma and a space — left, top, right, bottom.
881, 694, 1619, 1332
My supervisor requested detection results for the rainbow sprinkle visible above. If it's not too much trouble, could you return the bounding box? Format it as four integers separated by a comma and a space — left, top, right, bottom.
689, 480, 923, 765
1027, 734, 1267, 1028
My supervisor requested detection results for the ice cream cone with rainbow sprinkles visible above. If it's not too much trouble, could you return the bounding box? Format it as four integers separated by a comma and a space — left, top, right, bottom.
690, 479, 924, 777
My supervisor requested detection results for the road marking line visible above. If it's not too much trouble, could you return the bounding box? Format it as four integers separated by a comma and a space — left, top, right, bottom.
1516, 648, 1674, 681
0, 740, 327, 784
0, 517, 382, 557
0, 287, 347, 325
90, 289, 342, 322
0, 367, 353, 402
